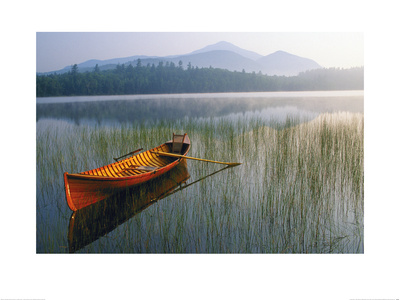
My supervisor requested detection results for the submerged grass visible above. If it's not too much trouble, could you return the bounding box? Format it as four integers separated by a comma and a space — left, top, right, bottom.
36, 112, 363, 253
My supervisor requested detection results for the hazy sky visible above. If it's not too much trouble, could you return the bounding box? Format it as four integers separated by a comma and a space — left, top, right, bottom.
36, 32, 363, 73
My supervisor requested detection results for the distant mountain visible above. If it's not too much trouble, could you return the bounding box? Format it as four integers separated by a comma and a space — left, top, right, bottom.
48, 55, 158, 74
38, 41, 322, 76
257, 51, 322, 76
163, 50, 262, 72
167, 47, 322, 75
189, 41, 263, 61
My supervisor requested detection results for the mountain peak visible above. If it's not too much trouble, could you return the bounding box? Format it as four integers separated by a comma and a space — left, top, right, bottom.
214, 40, 234, 46
189, 41, 263, 61
270, 50, 300, 57
257, 50, 322, 76
273, 50, 289, 54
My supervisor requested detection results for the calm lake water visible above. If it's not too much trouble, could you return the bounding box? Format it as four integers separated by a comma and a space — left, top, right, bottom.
37, 91, 363, 126
36, 91, 364, 253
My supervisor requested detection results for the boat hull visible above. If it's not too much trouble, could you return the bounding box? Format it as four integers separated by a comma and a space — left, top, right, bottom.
64, 135, 190, 211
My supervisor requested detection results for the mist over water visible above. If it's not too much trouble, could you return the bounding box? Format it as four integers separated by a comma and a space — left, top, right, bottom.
37, 91, 363, 126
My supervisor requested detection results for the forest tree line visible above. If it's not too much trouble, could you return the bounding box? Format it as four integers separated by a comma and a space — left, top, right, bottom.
36, 60, 364, 97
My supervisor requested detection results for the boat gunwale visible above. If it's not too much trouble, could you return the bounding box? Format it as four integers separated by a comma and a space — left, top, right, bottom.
66, 160, 174, 181
66, 138, 190, 181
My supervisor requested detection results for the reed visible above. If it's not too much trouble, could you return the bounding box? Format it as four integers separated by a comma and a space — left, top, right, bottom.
36, 111, 363, 253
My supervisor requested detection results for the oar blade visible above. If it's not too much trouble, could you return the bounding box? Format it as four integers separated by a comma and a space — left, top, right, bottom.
227, 162, 241, 167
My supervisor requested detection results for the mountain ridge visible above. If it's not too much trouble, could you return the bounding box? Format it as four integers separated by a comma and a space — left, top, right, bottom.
39, 41, 323, 76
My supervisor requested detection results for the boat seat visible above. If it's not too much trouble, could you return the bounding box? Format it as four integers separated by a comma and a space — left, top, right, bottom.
172, 133, 187, 154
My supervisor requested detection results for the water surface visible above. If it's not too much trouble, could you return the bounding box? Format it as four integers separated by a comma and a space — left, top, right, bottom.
36, 91, 364, 253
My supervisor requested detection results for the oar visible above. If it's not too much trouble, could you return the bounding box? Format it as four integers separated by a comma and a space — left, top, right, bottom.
151, 151, 241, 167
113, 148, 143, 162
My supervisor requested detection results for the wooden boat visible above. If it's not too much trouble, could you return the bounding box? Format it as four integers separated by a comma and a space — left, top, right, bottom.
64, 133, 190, 211
68, 159, 190, 253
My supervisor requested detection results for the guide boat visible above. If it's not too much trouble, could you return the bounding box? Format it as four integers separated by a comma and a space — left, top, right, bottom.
64, 133, 190, 211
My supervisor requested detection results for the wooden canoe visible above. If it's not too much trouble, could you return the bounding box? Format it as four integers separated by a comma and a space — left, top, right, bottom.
64, 133, 190, 211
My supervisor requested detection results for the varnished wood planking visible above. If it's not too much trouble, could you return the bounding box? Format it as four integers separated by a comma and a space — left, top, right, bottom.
64, 136, 190, 211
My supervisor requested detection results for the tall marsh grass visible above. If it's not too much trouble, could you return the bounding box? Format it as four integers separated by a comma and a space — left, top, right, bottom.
36, 112, 363, 253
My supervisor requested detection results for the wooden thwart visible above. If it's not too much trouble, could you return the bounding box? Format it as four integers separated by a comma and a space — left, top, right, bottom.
113, 148, 143, 162
151, 151, 241, 167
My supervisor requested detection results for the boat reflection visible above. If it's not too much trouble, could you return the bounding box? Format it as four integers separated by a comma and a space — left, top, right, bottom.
68, 159, 189, 253
68, 160, 233, 253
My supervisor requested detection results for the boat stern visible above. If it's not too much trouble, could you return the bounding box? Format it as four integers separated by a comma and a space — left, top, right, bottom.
64, 172, 77, 211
